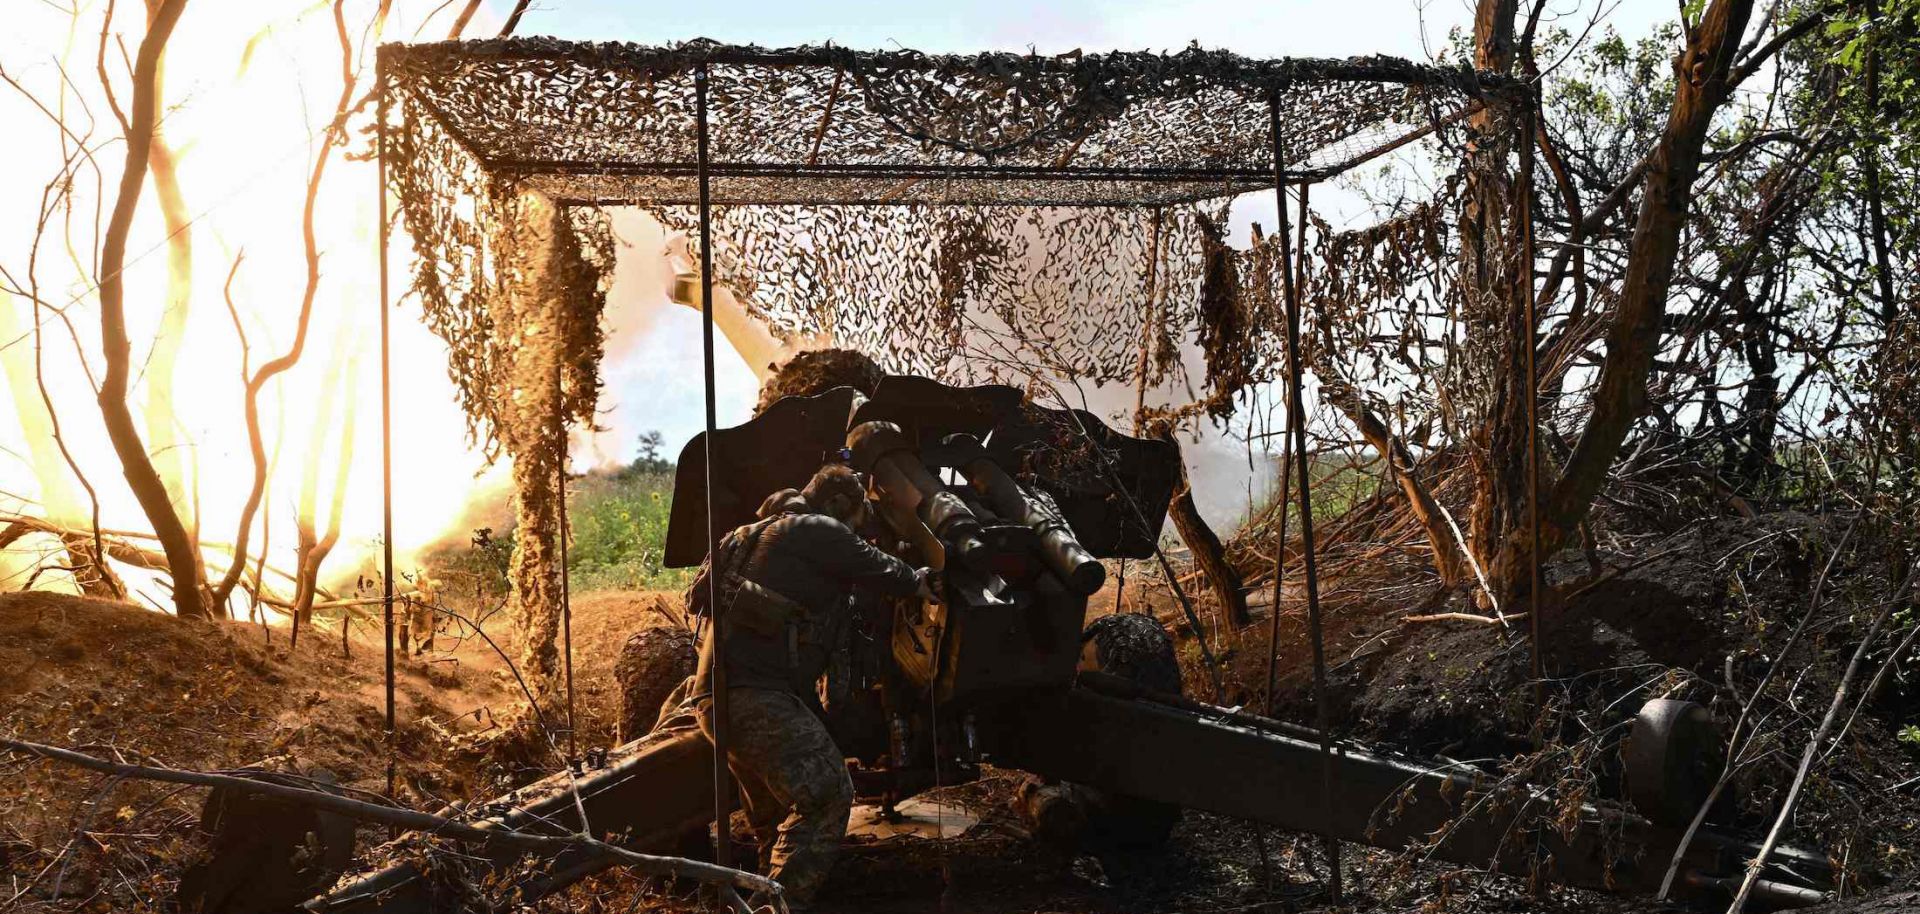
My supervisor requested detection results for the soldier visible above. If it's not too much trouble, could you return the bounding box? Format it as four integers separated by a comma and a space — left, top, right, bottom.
686, 463, 932, 908
403, 569, 440, 655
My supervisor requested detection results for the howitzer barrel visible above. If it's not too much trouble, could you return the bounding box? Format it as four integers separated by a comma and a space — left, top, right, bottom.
946, 434, 1105, 595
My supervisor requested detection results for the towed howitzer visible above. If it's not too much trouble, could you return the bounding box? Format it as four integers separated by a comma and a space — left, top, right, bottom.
292, 377, 1839, 913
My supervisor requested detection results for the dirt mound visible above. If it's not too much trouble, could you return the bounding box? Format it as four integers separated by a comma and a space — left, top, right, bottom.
0, 589, 684, 912
1234, 511, 1919, 898
0, 592, 453, 784
562, 590, 690, 746
1287, 514, 1838, 759
0, 593, 491, 909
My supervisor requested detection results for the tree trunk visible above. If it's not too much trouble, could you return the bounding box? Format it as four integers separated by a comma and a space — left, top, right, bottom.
1514, 0, 1760, 572
211, 0, 371, 609
143, 0, 196, 551
291, 520, 320, 649
0, 521, 122, 598
1321, 377, 1466, 585
1149, 425, 1250, 629
1730, 274, 1783, 491
292, 352, 357, 647
95, 0, 205, 618
2, 294, 122, 599
57, 532, 127, 599
1459, 0, 1530, 606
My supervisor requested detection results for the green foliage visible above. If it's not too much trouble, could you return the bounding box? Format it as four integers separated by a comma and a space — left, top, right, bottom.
564, 435, 690, 592
1899, 723, 1920, 746
565, 468, 690, 592
421, 431, 691, 595
1682, 0, 1709, 29
421, 526, 515, 606
1238, 451, 1385, 533
1544, 24, 1680, 183
1814, 0, 1920, 275
627, 430, 673, 476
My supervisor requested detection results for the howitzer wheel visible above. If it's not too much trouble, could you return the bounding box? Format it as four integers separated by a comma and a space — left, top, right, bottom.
1623, 698, 1730, 829
1081, 612, 1183, 696
615, 626, 698, 741
1031, 613, 1184, 849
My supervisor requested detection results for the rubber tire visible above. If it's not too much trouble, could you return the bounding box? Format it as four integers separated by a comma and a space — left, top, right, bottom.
614, 627, 697, 743
1074, 612, 1184, 849
1623, 699, 1729, 828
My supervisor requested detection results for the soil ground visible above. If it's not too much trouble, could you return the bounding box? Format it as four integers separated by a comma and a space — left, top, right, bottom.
0, 588, 673, 911
4, 515, 1918, 914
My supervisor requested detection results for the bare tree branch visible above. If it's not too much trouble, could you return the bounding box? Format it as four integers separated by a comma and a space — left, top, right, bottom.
93, 0, 204, 617
0, 737, 781, 897
213, 0, 390, 608
499, 0, 534, 37
445, 0, 483, 39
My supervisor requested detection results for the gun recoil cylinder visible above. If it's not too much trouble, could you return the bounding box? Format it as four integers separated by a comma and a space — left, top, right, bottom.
847, 421, 993, 573
944, 434, 1106, 595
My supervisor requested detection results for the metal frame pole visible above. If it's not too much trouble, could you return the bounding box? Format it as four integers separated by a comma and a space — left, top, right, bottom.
1520, 96, 1545, 716
695, 62, 736, 874
1263, 180, 1309, 718
557, 368, 577, 767
376, 69, 398, 805
1269, 86, 1341, 902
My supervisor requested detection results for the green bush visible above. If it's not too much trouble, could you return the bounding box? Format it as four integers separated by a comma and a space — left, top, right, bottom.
423, 430, 695, 595
565, 468, 692, 592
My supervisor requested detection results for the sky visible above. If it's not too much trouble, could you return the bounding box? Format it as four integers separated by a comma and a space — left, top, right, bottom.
516, 0, 1663, 59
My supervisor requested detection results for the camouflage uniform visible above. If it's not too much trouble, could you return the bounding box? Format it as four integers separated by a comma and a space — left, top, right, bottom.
697, 687, 853, 904
685, 499, 921, 906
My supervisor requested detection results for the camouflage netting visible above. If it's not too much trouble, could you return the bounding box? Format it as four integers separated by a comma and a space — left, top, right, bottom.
753, 349, 883, 415
384, 108, 614, 459
378, 37, 1517, 407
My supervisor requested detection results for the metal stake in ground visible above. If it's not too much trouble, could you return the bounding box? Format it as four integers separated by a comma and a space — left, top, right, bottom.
556, 363, 578, 769
1051, 398, 1225, 702
693, 62, 738, 881
1520, 97, 1547, 726
1270, 86, 1341, 903
375, 70, 398, 811
1263, 181, 1309, 719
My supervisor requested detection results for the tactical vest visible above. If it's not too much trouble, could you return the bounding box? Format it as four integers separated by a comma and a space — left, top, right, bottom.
693, 514, 842, 697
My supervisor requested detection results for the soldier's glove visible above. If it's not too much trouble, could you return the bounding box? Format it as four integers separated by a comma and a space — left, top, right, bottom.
913, 567, 942, 604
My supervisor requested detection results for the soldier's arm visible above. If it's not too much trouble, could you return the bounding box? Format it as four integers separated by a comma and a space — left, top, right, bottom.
800, 516, 921, 597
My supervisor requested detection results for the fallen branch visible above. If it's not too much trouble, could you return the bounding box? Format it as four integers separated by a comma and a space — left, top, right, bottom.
1432, 497, 1504, 624
1402, 611, 1530, 625
0, 511, 334, 602
0, 737, 779, 897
